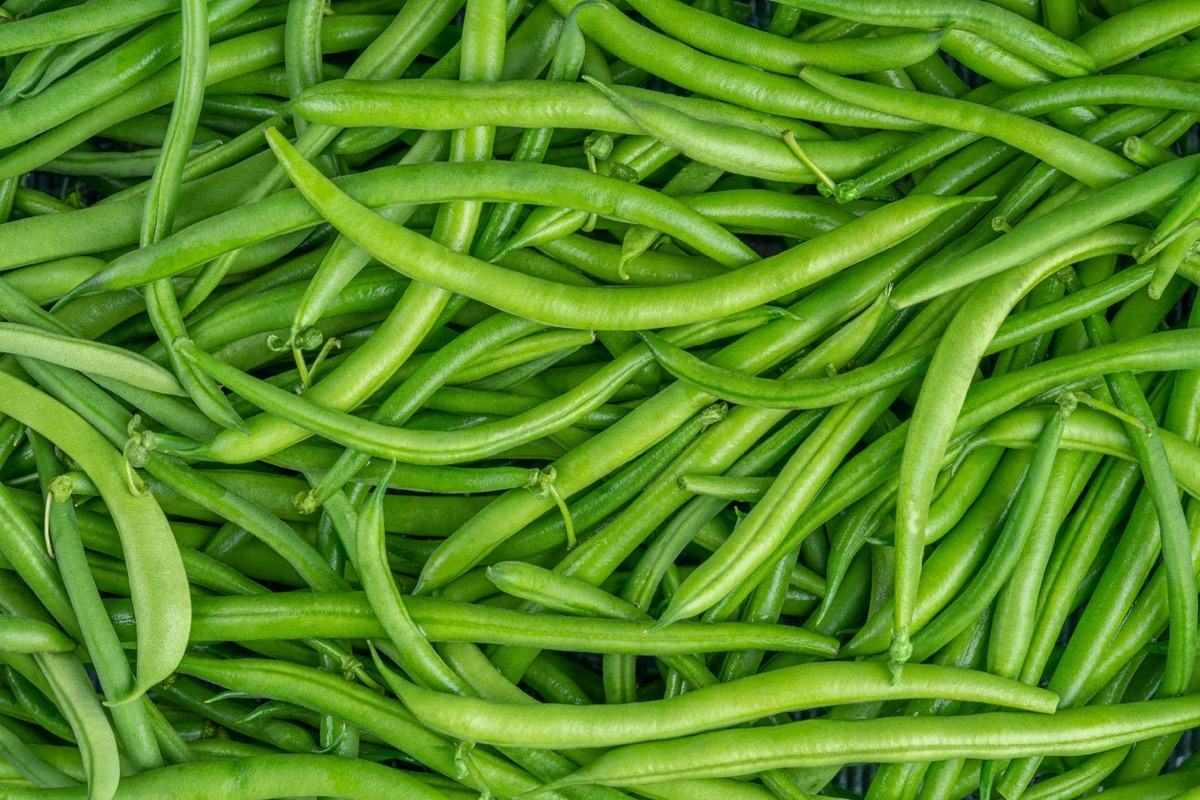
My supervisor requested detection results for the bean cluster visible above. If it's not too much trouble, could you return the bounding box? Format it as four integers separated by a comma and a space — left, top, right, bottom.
0, 0, 1199, 798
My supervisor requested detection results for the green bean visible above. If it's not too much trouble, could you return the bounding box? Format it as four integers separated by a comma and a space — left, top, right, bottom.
4, 662, 71, 740
0, 754, 459, 799
0, 617, 72, 654
1076, 0, 1200, 68
262, 127, 977, 330
679, 190, 856, 239
55, 157, 764, 296
1092, 769, 1200, 800
0, 481, 82, 640
283, 0, 324, 134
543, 0, 930, 129
987, 448, 1100, 680
138, 0, 245, 435
892, 226, 1145, 676
907, 397, 1070, 662
390, 661, 1055, 751
535, 693, 1200, 790
300, 312, 545, 511
354, 465, 461, 694
143, 453, 349, 592
470, 0, 591, 262
585, 76, 912, 185
843, 447, 1035, 660
281, 199, 427, 376
0, 718, 76, 788
627, 0, 947, 75
24, 26, 138, 101
40, 142, 220, 178
0, 371, 188, 702
1064, 270, 1197, 698
310, 78, 837, 143
0, 0, 258, 150
0, 16, 392, 184
175, 0, 477, 312
0, 0, 173, 57
3, 5, 1192, 793
177, 654, 766, 800
169, 314, 759, 466
1020, 747, 1129, 800
326, 0, 555, 156
0, 322, 183, 395
430, 159, 1020, 627
107, 591, 838, 656
800, 68, 1137, 188
710, 320, 1200, 640
486, 561, 654, 621
0, 154, 274, 270
771, 0, 1095, 76
34, 651, 120, 800
153, 674, 318, 754
568, 247, 1152, 412
894, 156, 1200, 307
1125, 135, 1177, 169
499, 404, 725, 563
100, 114, 288, 208
0, 42, 65, 106
674, 475, 770, 502
841, 76, 1199, 205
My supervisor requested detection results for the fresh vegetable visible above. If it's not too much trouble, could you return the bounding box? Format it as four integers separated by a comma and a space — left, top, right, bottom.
0, 1, 1199, 798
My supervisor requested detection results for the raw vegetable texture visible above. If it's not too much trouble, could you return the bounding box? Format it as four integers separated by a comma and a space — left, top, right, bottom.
1, 0, 1200, 797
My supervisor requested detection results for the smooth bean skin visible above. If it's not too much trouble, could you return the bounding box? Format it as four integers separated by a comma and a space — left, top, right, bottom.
772, 0, 1094, 77
0, 0, 176, 57
893, 155, 1200, 308
66, 160, 760, 299
585, 76, 912, 184
637, 262, 1154, 409
352, 465, 461, 695
974, 404, 1200, 486
298, 311, 548, 510
391, 661, 1056, 750
0, 16, 393, 183
893, 226, 1144, 674
262, 127, 978, 330
171, 320, 718, 464
545, 0, 927, 130
0, 617, 74, 654
0, 754, 454, 799
906, 402, 1067, 663
297, 78, 913, 186
105, 591, 838, 656
175, 655, 771, 800
0, 371, 189, 702
0, 153, 276, 271
679, 190, 857, 239
706, 323, 1200, 632
1076, 0, 1200, 69
540, 693, 1200, 789
625, 0, 946, 75
0, 0, 261, 150
799, 68, 1137, 189
295, 79, 828, 140
35, 651, 121, 800
0, 322, 185, 396
415, 160, 1023, 608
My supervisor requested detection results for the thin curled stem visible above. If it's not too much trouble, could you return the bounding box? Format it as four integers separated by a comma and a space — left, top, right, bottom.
529, 467, 577, 549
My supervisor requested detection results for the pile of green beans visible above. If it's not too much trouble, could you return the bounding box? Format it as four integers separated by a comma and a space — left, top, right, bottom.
2, 0, 1200, 797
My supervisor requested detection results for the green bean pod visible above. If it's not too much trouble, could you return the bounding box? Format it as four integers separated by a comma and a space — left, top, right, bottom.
0, 371, 189, 702
537, 694, 1200, 789
0, 616, 74, 654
